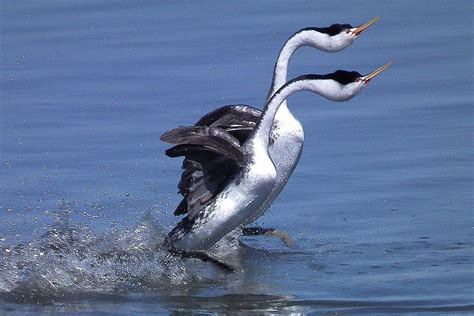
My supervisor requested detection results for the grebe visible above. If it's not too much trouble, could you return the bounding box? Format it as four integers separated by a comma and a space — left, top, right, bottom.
162, 63, 391, 270
162, 18, 379, 241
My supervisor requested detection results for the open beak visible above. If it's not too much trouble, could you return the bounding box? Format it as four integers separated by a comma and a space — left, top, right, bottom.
362, 61, 392, 83
352, 16, 379, 36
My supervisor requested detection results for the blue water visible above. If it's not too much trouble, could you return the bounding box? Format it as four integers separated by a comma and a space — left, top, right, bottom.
1, 1, 472, 314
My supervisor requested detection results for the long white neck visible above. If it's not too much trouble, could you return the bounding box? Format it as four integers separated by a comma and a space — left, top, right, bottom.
267, 30, 331, 100
253, 79, 329, 149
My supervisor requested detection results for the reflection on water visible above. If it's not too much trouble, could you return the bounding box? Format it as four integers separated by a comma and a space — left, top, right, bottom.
1, 0, 473, 314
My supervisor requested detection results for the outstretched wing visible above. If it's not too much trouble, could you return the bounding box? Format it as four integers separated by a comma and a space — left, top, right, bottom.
195, 104, 262, 144
160, 124, 246, 219
196, 104, 261, 128
161, 126, 245, 162
161, 104, 262, 217
175, 149, 241, 219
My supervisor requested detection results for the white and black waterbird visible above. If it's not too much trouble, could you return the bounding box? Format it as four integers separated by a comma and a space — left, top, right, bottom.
162, 63, 392, 270
162, 18, 380, 242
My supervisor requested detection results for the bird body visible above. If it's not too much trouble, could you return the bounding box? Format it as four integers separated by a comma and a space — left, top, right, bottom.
166, 149, 276, 250
164, 62, 391, 251
244, 103, 303, 224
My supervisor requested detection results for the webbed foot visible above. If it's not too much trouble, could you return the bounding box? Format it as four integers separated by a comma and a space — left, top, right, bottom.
168, 247, 235, 272
242, 226, 294, 247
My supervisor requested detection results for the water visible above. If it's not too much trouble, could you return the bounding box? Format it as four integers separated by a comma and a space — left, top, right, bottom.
1, 1, 472, 314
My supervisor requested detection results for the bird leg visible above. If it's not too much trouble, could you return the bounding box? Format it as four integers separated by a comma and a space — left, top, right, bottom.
242, 226, 294, 247
167, 246, 235, 272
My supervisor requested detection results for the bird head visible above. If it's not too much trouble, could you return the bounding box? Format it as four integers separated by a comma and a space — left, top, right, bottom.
301, 17, 379, 52
289, 61, 392, 102
324, 61, 392, 101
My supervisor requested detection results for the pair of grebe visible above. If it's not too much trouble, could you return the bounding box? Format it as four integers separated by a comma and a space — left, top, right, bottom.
161, 17, 390, 270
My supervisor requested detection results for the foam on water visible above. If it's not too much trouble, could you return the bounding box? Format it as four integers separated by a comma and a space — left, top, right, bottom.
0, 212, 243, 303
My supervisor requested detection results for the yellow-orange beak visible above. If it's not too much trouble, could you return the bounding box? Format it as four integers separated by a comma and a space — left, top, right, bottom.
363, 61, 392, 82
352, 16, 379, 36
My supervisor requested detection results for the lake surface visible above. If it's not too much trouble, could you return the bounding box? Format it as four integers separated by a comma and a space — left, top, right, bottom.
1, 1, 472, 314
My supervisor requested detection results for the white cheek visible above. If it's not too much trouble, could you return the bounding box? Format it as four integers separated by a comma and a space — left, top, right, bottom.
340, 83, 363, 101
329, 34, 355, 52
306, 80, 364, 102
324, 82, 362, 102
309, 81, 344, 102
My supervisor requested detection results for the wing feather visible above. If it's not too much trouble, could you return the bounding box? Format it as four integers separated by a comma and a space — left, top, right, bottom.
161, 104, 263, 217
161, 126, 244, 162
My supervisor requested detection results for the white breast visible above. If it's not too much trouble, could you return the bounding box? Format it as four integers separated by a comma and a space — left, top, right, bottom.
172, 152, 277, 251
243, 102, 304, 223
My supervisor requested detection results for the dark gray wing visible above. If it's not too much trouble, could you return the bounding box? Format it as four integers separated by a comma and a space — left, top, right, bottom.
174, 149, 240, 219
161, 126, 245, 162
161, 105, 262, 217
195, 104, 262, 143
196, 104, 262, 128
160, 124, 246, 219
